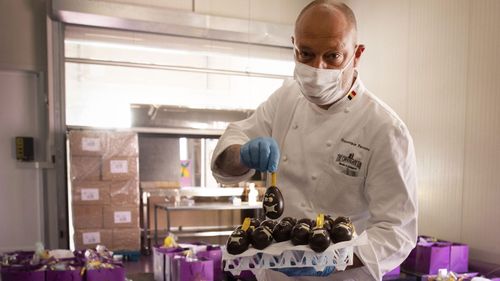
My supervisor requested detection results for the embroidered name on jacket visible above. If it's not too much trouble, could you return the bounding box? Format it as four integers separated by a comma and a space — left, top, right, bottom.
336, 153, 362, 170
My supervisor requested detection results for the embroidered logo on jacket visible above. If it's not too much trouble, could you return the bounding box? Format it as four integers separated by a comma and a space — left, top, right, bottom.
336, 153, 362, 170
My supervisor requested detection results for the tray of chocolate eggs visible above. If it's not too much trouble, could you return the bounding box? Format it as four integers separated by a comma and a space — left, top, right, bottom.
223, 215, 368, 275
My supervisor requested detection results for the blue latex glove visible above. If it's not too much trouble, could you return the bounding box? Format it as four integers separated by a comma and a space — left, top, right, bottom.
274, 266, 335, 277
240, 137, 280, 172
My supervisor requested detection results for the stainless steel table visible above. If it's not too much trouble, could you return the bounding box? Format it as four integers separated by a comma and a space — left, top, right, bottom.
153, 202, 263, 245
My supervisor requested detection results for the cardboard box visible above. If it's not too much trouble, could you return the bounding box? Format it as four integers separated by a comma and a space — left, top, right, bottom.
69, 130, 106, 156
112, 228, 141, 251
105, 132, 138, 157
110, 180, 139, 206
102, 157, 138, 181
72, 205, 103, 229
70, 156, 101, 182
74, 229, 112, 250
103, 205, 139, 229
72, 181, 110, 205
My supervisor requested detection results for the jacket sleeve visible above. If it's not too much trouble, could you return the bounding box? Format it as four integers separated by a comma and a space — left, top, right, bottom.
354, 121, 418, 281
210, 81, 288, 184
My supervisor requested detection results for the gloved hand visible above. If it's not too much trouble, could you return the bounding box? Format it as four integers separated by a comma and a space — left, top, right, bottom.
274, 266, 335, 277
240, 137, 280, 172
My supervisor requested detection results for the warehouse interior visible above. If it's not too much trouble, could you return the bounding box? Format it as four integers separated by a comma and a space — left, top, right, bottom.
0, 0, 499, 280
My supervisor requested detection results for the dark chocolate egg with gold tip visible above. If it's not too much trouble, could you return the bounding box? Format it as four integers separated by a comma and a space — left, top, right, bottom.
309, 227, 331, 252
251, 226, 273, 250
260, 219, 277, 230
263, 186, 284, 219
330, 222, 353, 243
236, 218, 260, 236
226, 229, 249, 255
322, 215, 335, 232
272, 220, 293, 242
291, 222, 311, 245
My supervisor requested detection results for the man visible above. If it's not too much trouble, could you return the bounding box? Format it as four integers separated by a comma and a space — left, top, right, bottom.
211, 1, 418, 280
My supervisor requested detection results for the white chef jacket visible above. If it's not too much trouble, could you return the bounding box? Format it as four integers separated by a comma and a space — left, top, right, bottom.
211, 74, 418, 281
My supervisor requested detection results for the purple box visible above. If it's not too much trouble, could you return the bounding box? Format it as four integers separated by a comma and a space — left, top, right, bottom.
197, 246, 222, 281
85, 267, 125, 281
0, 269, 45, 281
153, 246, 188, 281
384, 266, 401, 277
449, 243, 469, 273
401, 247, 418, 272
416, 242, 451, 275
46, 269, 83, 281
179, 258, 213, 281
402, 236, 469, 274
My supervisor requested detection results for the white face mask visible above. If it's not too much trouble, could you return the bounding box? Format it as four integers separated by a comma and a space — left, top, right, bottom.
293, 52, 356, 106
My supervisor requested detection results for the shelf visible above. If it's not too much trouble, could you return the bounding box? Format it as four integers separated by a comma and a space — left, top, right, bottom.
141, 186, 244, 198
174, 230, 233, 238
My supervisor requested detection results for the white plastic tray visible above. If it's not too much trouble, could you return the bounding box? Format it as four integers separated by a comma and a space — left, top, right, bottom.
223, 231, 368, 276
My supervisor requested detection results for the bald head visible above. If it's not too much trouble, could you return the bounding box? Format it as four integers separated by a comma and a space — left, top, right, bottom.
295, 0, 357, 42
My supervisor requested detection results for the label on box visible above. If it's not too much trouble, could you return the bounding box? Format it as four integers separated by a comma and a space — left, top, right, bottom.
82, 232, 101, 245
81, 188, 99, 201
81, 137, 101, 152
110, 160, 128, 174
114, 211, 132, 224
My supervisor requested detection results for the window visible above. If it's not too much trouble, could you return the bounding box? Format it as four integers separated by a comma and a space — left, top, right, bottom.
64, 26, 294, 128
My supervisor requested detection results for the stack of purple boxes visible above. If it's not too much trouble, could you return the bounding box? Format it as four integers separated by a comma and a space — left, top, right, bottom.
153, 243, 222, 281
401, 236, 471, 279
0, 249, 126, 281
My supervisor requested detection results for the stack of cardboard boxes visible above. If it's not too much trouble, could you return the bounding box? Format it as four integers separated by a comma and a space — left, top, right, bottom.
69, 130, 140, 252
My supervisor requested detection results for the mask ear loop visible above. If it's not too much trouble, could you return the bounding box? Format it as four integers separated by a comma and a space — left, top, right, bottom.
333, 47, 359, 104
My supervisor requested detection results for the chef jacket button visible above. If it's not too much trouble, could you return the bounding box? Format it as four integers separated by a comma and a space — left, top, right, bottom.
282, 156, 288, 162
293, 124, 299, 129
344, 107, 351, 113
311, 175, 317, 180
326, 141, 332, 147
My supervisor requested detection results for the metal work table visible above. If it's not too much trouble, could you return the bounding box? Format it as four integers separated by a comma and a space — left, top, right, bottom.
153, 202, 262, 245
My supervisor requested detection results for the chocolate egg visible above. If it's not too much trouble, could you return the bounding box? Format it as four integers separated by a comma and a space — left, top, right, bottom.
236, 225, 254, 237
250, 218, 261, 227
330, 222, 353, 243
263, 186, 284, 219
291, 222, 311, 245
333, 216, 352, 226
322, 216, 334, 232
309, 227, 331, 253
260, 219, 277, 230
272, 220, 293, 242
226, 229, 250, 255
297, 218, 314, 228
281, 217, 297, 227
251, 226, 273, 250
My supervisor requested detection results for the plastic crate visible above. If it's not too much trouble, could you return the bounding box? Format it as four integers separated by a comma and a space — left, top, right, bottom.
223, 231, 368, 276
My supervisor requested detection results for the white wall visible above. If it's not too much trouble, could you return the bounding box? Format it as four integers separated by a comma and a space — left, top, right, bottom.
0, 0, 46, 71
347, 0, 500, 264
0, 0, 48, 251
0, 71, 44, 251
